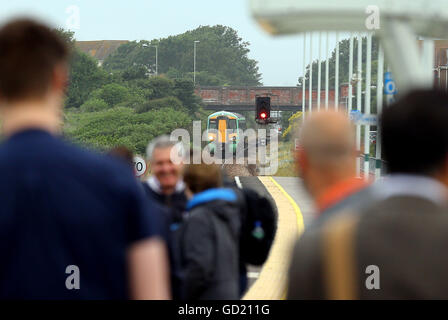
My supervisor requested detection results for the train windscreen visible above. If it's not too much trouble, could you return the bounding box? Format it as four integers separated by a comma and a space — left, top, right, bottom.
209, 118, 218, 129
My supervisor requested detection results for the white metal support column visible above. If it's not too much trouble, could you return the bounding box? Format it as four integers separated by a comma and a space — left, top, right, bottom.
317, 32, 322, 110
422, 39, 435, 86
302, 33, 307, 122
325, 32, 329, 109
363, 33, 372, 181
356, 34, 363, 176
335, 32, 340, 109
348, 34, 354, 114
375, 44, 384, 180
309, 33, 313, 114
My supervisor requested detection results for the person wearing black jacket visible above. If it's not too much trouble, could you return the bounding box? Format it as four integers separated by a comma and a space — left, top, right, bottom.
181, 163, 241, 300
142, 136, 188, 300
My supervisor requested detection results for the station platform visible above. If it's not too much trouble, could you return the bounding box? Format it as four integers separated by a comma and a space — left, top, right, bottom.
239, 176, 315, 300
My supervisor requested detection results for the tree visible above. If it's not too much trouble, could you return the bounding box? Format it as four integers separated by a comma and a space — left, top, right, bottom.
173, 79, 202, 113
103, 25, 262, 86
96, 83, 131, 107
64, 107, 192, 155
147, 76, 174, 99
121, 65, 149, 81
135, 96, 184, 114
80, 98, 108, 112
66, 51, 110, 109
59, 28, 213, 156
55, 29, 109, 109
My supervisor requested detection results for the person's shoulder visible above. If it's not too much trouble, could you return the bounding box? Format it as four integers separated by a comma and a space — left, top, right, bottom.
188, 205, 208, 219
45, 137, 141, 199
62, 139, 135, 181
186, 205, 216, 228
315, 184, 376, 228
0, 132, 129, 173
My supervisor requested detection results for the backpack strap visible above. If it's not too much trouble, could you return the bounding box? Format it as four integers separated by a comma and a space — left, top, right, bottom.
322, 213, 359, 300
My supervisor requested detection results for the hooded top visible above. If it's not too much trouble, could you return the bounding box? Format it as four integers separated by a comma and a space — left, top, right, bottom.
182, 188, 241, 300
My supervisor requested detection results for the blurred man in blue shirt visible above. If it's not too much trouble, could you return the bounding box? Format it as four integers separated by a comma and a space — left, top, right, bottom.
0, 18, 170, 299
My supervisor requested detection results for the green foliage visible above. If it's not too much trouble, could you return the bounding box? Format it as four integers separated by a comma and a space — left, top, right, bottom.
97, 83, 131, 106
121, 65, 149, 81
55, 28, 76, 46
64, 107, 192, 155
103, 25, 262, 86
283, 111, 302, 140
147, 76, 174, 99
80, 98, 108, 112
102, 41, 156, 74
115, 93, 146, 110
280, 111, 294, 133
239, 111, 257, 129
66, 50, 109, 108
135, 96, 184, 113
173, 78, 202, 113
55, 29, 109, 109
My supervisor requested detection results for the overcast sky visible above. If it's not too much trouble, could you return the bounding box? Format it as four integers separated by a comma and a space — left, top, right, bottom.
0, 0, 343, 86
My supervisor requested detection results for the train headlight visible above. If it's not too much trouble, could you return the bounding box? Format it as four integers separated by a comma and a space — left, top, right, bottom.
208, 135, 214, 141
231, 136, 237, 141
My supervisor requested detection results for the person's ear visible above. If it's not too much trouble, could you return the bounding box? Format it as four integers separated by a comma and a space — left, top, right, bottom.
52, 63, 69, 94
295, 147, 308, 175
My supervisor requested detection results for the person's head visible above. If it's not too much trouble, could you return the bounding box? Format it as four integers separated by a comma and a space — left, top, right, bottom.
108, 146, 134, 168
0, 18, 69, 135
381, 89, 448, 186
183, 162, 222, 197
146, 135, 185, 195
295, 110, 357, 200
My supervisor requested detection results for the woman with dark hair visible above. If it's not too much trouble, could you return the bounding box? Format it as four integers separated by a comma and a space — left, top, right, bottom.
181, 163, 241, 300
108, 146, 134, 168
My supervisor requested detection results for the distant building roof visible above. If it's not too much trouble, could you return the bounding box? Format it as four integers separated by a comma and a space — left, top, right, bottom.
75, 40, 129, 63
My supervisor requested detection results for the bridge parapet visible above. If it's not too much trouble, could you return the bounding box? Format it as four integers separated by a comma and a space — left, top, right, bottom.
195, 85, 350, 112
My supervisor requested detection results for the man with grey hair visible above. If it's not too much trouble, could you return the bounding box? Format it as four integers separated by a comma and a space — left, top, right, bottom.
142, 135, 188, 300
145, 135, 186, 196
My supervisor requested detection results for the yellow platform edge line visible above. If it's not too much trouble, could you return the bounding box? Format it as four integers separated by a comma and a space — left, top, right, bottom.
268, 176, 305, 300
269, 177, 305, 235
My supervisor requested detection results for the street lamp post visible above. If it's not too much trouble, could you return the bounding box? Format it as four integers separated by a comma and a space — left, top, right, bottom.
194, 40, 200, 85
142, 43, 158, 76
154, 45, 158, 76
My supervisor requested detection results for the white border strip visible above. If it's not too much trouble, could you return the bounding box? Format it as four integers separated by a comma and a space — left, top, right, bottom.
235, 176, 243, 189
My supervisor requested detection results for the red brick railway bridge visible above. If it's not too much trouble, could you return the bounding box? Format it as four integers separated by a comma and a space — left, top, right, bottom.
194, 85, 351, 112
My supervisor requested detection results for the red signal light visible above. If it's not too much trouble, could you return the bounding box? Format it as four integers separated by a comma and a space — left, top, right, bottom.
260, 112, 267, 119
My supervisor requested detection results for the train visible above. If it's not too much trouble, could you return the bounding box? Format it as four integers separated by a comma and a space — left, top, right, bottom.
206, 111, 247, 155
